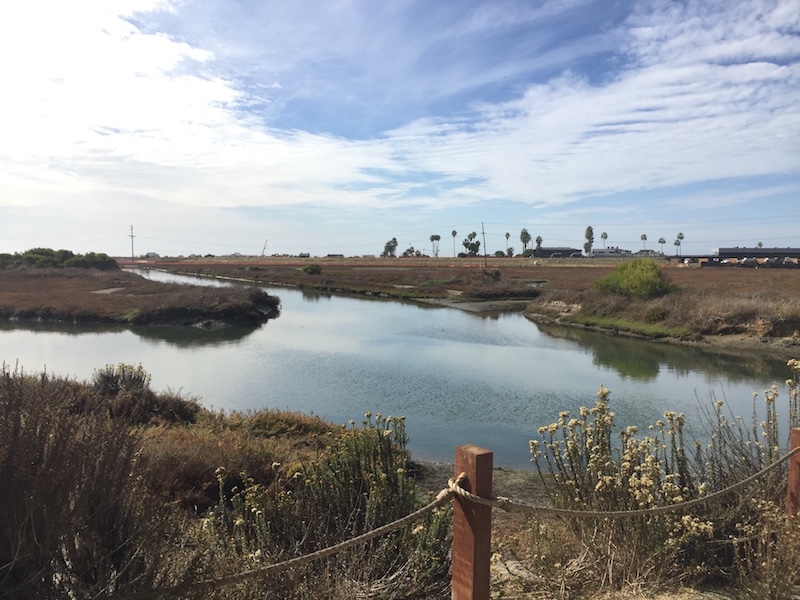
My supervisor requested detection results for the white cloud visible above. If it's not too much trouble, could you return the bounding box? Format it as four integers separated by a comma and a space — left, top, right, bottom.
0, 0, 797, 257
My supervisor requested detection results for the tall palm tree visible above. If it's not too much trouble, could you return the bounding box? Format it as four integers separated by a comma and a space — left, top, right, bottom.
641, 234, 647, 250
601, 232, 608, 249
676, 232, 684, 256
520, 228, 531, 253
451, 230, 457, 257
430, 234, 441, 258
658, 237, 666, 254
505, 232, 510, 251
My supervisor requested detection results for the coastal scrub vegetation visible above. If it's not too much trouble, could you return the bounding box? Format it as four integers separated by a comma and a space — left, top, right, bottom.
0, 247, 118, 270
499, 358, 800, 597
593, 258, 677, 299
0, 363, 450, 599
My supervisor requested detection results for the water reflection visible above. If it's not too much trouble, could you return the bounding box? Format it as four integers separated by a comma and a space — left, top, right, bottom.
0, 316, 261, 348
129, 325, 260, 347
0, 320, 126, 336
535, 322, 787, 383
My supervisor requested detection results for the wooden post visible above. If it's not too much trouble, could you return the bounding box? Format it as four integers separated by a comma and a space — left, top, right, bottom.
452, 444, 493, 600
787, 428, 800, 516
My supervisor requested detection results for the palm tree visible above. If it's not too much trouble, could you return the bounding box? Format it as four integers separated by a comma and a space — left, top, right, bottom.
677, 232, 684, 256
601, 232, 608, 249
430, 234, 441, 258
451, 230, 457, 257
641, 234, 647, 250
535, 236, 542, 250
658, 237, 666, 254
584, 226, 594, 256
505, 232, 510, 251
520, 228, 531, 253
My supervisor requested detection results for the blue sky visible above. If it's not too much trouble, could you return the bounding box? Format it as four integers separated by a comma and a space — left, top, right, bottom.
0, 0, 798, 258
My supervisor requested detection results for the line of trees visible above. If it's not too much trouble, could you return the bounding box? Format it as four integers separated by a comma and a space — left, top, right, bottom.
382, 228, 687, 258
0, 248, 118, 270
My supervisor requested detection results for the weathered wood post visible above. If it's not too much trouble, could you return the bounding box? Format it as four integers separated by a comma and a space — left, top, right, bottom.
452, 444, 493, 600
787, 428, 800, 516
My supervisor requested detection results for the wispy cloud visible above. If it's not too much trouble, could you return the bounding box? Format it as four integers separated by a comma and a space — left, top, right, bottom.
0, 0, 797, 256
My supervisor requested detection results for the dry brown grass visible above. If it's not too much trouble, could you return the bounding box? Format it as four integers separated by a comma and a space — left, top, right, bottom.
0, 267, 279, 326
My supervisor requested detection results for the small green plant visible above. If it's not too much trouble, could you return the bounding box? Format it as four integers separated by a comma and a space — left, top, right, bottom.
593, 258, 676, 298
302, 263, 321, 275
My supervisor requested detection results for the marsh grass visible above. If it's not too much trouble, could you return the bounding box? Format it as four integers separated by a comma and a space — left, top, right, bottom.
0, 267, 279, 326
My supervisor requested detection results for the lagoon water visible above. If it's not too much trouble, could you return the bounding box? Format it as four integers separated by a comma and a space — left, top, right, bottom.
0, 269, 791, 468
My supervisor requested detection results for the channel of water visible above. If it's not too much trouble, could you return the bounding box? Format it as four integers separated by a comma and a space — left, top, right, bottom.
0, 269, 791, 468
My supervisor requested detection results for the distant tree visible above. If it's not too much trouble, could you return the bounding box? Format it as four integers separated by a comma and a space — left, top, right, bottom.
658, 237, 666, 254
5, 248, 117, 270
506, 247, 514, 257
674, 239, 680, 256
584, 226, 594, 256
505, 232, 510, 251
462, 232, 481, 256
520, 229, 531, 253
641, 234, 648, 249
535, 236, 542, 250
382, 237, 398, 258
402, 245, 421, 257
451, 230, 457, 257
430, 234, 441, 258
758, 241, 763, 248
676, 232, 684, 256
601, 232, 608, 248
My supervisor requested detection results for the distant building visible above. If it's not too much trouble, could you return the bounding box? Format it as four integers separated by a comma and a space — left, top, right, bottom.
591, 247, 633, 258
715, 247, 800, 260
530, 246, 583, 258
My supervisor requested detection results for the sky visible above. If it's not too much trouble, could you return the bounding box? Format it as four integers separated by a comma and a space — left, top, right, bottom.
0, 0, 798, 259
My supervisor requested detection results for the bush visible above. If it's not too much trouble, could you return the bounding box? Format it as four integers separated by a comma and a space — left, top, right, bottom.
594, 258, 676, 298
0, 248, 119, 270
196, 413, 453, 598
302, 263, 321, 275
0, 365, 180, 598
527, 358, 800, 593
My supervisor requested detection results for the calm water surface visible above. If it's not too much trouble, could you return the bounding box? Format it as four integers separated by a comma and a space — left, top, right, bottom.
0, 269, 790, 468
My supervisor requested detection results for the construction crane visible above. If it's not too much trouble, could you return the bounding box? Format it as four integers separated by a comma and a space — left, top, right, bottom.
261, 239, 268, 256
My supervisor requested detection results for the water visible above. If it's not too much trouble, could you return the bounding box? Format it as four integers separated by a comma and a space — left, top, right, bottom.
0, 269, 791, 468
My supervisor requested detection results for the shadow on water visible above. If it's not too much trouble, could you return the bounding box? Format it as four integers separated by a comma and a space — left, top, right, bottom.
0, 320, 126, 335
535, 322, 787, 383
0, 319, 260, 348
128, 325, 261, 348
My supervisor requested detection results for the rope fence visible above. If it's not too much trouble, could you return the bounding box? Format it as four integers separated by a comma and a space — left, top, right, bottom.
109, 438, 800, 600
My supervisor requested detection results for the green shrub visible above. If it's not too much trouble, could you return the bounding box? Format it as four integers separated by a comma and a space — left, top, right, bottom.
0, 248, 119, 270
594, 258, 676, 298
302, 263, 321, 275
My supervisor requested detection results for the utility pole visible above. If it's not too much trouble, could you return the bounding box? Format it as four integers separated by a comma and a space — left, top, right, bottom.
481, 222, 487, 267
129, 225, 135, 265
